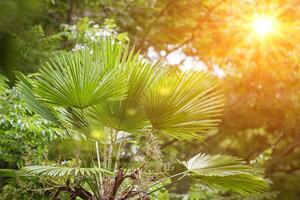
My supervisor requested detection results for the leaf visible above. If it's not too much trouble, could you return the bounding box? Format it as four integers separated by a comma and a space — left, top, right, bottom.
32, 39, 128, 108
22, 166, 112, 177
16, 72, 61, 126
0, 74, 8, 95
183, 153, 270, 195
59, 107, 91, 134
194, 174, 270, 195
87, 46, 164, 134
0, 169, 17, 178
183, 153, 251, 176
144, 72, 224, 140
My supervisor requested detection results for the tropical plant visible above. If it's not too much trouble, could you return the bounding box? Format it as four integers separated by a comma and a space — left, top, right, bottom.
0, 74, 66, 199
17, 37, 269, 199
0, 77, 63, 169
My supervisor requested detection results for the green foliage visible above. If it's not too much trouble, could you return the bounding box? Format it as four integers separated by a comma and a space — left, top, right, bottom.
22, 166, 111, 177
16, 37, 270, 199
181, 184, 278, 200
144, 72, 224, 140
0, 85, 63, 169
1, 24, 62, 80
87, 46, 162, 133
2, 0, 299, 199
0, 74, 8, 95
195, 175, 269, 196
21, 38, 223, 140
17, 73, 61, 126
184, 153, 251, 176
270, 171, 300, 200
33, 42, 127, 108
11, 25, 62, 71
0, 0, 43, 32
62, 18, 129, 45
183, 153, 269, 195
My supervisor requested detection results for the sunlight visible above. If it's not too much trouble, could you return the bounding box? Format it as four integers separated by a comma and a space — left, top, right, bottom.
251, 15, 278, 38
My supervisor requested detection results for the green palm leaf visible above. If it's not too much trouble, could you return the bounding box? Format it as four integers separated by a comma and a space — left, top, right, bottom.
144, 72, 224, 140
33, 40, 128, 108
16, 72, 61, 125
183, 153, 269, 195
195, 174, 269, 195
18, 37, 224, 141
60, 107, 91, 134
183, 153, 251, 176
87, 47, 164, 133
22, 166, 111, 177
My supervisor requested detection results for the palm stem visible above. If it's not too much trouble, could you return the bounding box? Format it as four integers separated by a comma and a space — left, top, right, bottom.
147, 175, 189, 196
146, 171, 188, 190
95, 141, 103, 195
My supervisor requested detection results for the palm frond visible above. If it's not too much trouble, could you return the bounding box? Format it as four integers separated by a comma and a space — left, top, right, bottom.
183, 153, 251, 176
144, 72, 224, 140
183, 153, 269, 195
33, 39, 128, 108
22, 166, 111, 177
0, 169, 17, 178
16, 72, 61, 126
194, 174, 270, 195
60, 107, 91, 135
87, 47, 164, 133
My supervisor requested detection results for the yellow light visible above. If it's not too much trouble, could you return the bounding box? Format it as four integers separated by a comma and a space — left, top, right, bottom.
158, 87, 170, 96
251, 15, 277, 38
126, 108, 137, 116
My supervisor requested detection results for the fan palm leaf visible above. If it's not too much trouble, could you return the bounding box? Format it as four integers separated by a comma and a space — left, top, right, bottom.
87, 48, 164, 134
144, 72, 224, 140
194, 174, 269, 195
183, 153, 251, 176
16, 72, 61, 125
33, 40, 128, 109
183, 153, 269, 195
22, 166, 111, 177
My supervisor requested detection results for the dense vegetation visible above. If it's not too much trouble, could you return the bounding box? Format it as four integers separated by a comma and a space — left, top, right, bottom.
0, 0, 299, 199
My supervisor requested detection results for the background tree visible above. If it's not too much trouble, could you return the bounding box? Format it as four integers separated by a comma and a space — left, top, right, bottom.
1, 0, 300, 199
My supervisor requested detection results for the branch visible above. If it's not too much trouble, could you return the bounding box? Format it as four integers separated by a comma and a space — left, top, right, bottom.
164, 0, 226, 57
282, 139, 300, 156
67, 0, 74, 24
137, 0, 173, 50
52, 185, 95, 200
143, 175, 189, 199
118, 186, 139, 200
53, 186, 71, 199
246, 131, 285, 160
109, 168, 127, 200
161, 139, 177, 149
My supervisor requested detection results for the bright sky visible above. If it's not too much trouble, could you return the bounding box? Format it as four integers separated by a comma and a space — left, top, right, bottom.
147, 47, 225, 78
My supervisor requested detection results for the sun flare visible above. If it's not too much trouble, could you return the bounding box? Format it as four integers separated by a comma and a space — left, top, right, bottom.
251, 15, 278, 38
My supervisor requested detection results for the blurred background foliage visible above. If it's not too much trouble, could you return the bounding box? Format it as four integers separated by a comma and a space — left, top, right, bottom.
1, 0, 300, 199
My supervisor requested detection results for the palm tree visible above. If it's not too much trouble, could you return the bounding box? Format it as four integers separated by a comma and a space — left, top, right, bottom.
18, 38, 269, 199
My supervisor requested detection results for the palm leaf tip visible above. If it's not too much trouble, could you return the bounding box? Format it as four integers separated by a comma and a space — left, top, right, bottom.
184, 153, 270, 195
22, 166, 111, 177
16, 72, 61, 125
183, 153, 251, 176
